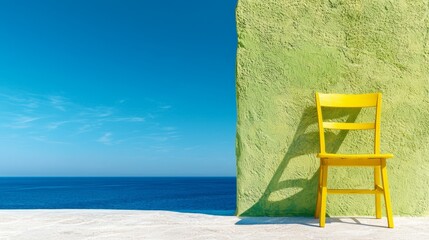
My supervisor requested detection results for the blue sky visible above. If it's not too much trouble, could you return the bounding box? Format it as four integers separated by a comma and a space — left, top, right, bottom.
0, 0, 237, 176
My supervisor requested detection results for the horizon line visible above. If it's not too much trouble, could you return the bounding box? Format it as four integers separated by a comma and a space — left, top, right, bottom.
0, 176, 237, 178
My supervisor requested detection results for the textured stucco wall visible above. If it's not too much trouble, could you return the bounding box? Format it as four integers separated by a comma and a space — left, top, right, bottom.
236, 0, 429, 216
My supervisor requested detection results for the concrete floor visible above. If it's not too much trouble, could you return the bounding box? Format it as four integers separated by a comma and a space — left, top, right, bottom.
0, 210, 427, 240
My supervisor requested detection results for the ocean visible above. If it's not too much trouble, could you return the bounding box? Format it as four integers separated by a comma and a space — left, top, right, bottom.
0, 177, 236, 214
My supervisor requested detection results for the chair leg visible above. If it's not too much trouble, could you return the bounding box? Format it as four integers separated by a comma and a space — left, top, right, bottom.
374, 166, 382, 219
381, 159, 394, 228
319, 164, 328, 227
315, 164, 323, 219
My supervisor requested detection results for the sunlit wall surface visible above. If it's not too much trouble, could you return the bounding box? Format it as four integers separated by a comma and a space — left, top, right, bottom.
236, 0, 429, 216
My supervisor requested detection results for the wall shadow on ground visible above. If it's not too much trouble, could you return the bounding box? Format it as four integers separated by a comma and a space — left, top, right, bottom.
236, 216, 386, 228
238, 106, 361, 219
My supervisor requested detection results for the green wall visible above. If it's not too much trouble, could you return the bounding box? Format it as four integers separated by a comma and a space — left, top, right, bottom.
236, 0, 429, 216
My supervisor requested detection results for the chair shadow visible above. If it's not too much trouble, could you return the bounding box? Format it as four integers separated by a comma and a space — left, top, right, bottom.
328, 217, 388, 228
236, 216, 387, 228
237, 106, 361, 223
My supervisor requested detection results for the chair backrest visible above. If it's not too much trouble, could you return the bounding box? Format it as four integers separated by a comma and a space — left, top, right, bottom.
315, 92, 382, 154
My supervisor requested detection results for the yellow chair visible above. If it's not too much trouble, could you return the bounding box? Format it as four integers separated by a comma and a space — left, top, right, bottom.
314, 93, 394, 228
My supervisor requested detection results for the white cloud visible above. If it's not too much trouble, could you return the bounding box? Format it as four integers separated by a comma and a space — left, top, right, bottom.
0, 90, 177, 148
30, 136, 68, 144
160, 105, 171, 110
97, 132, 113, 145
6, 116, 42, 129
76, 124, 94, 134
48, 95, 68, 111
16, 116, 40, 124
109, 117, 145, 122
46, 121, 73, 130
162, 127, 176, 131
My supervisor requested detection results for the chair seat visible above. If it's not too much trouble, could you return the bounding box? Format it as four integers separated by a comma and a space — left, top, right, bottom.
317, 153, 394, 159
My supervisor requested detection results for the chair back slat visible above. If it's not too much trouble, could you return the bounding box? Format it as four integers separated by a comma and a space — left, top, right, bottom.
318, 93, 378, 108
315, 92, 382, 154
323, 122, 375, 130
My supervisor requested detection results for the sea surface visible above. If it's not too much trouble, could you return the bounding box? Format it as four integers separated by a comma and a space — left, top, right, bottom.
0, 177, 236, 214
